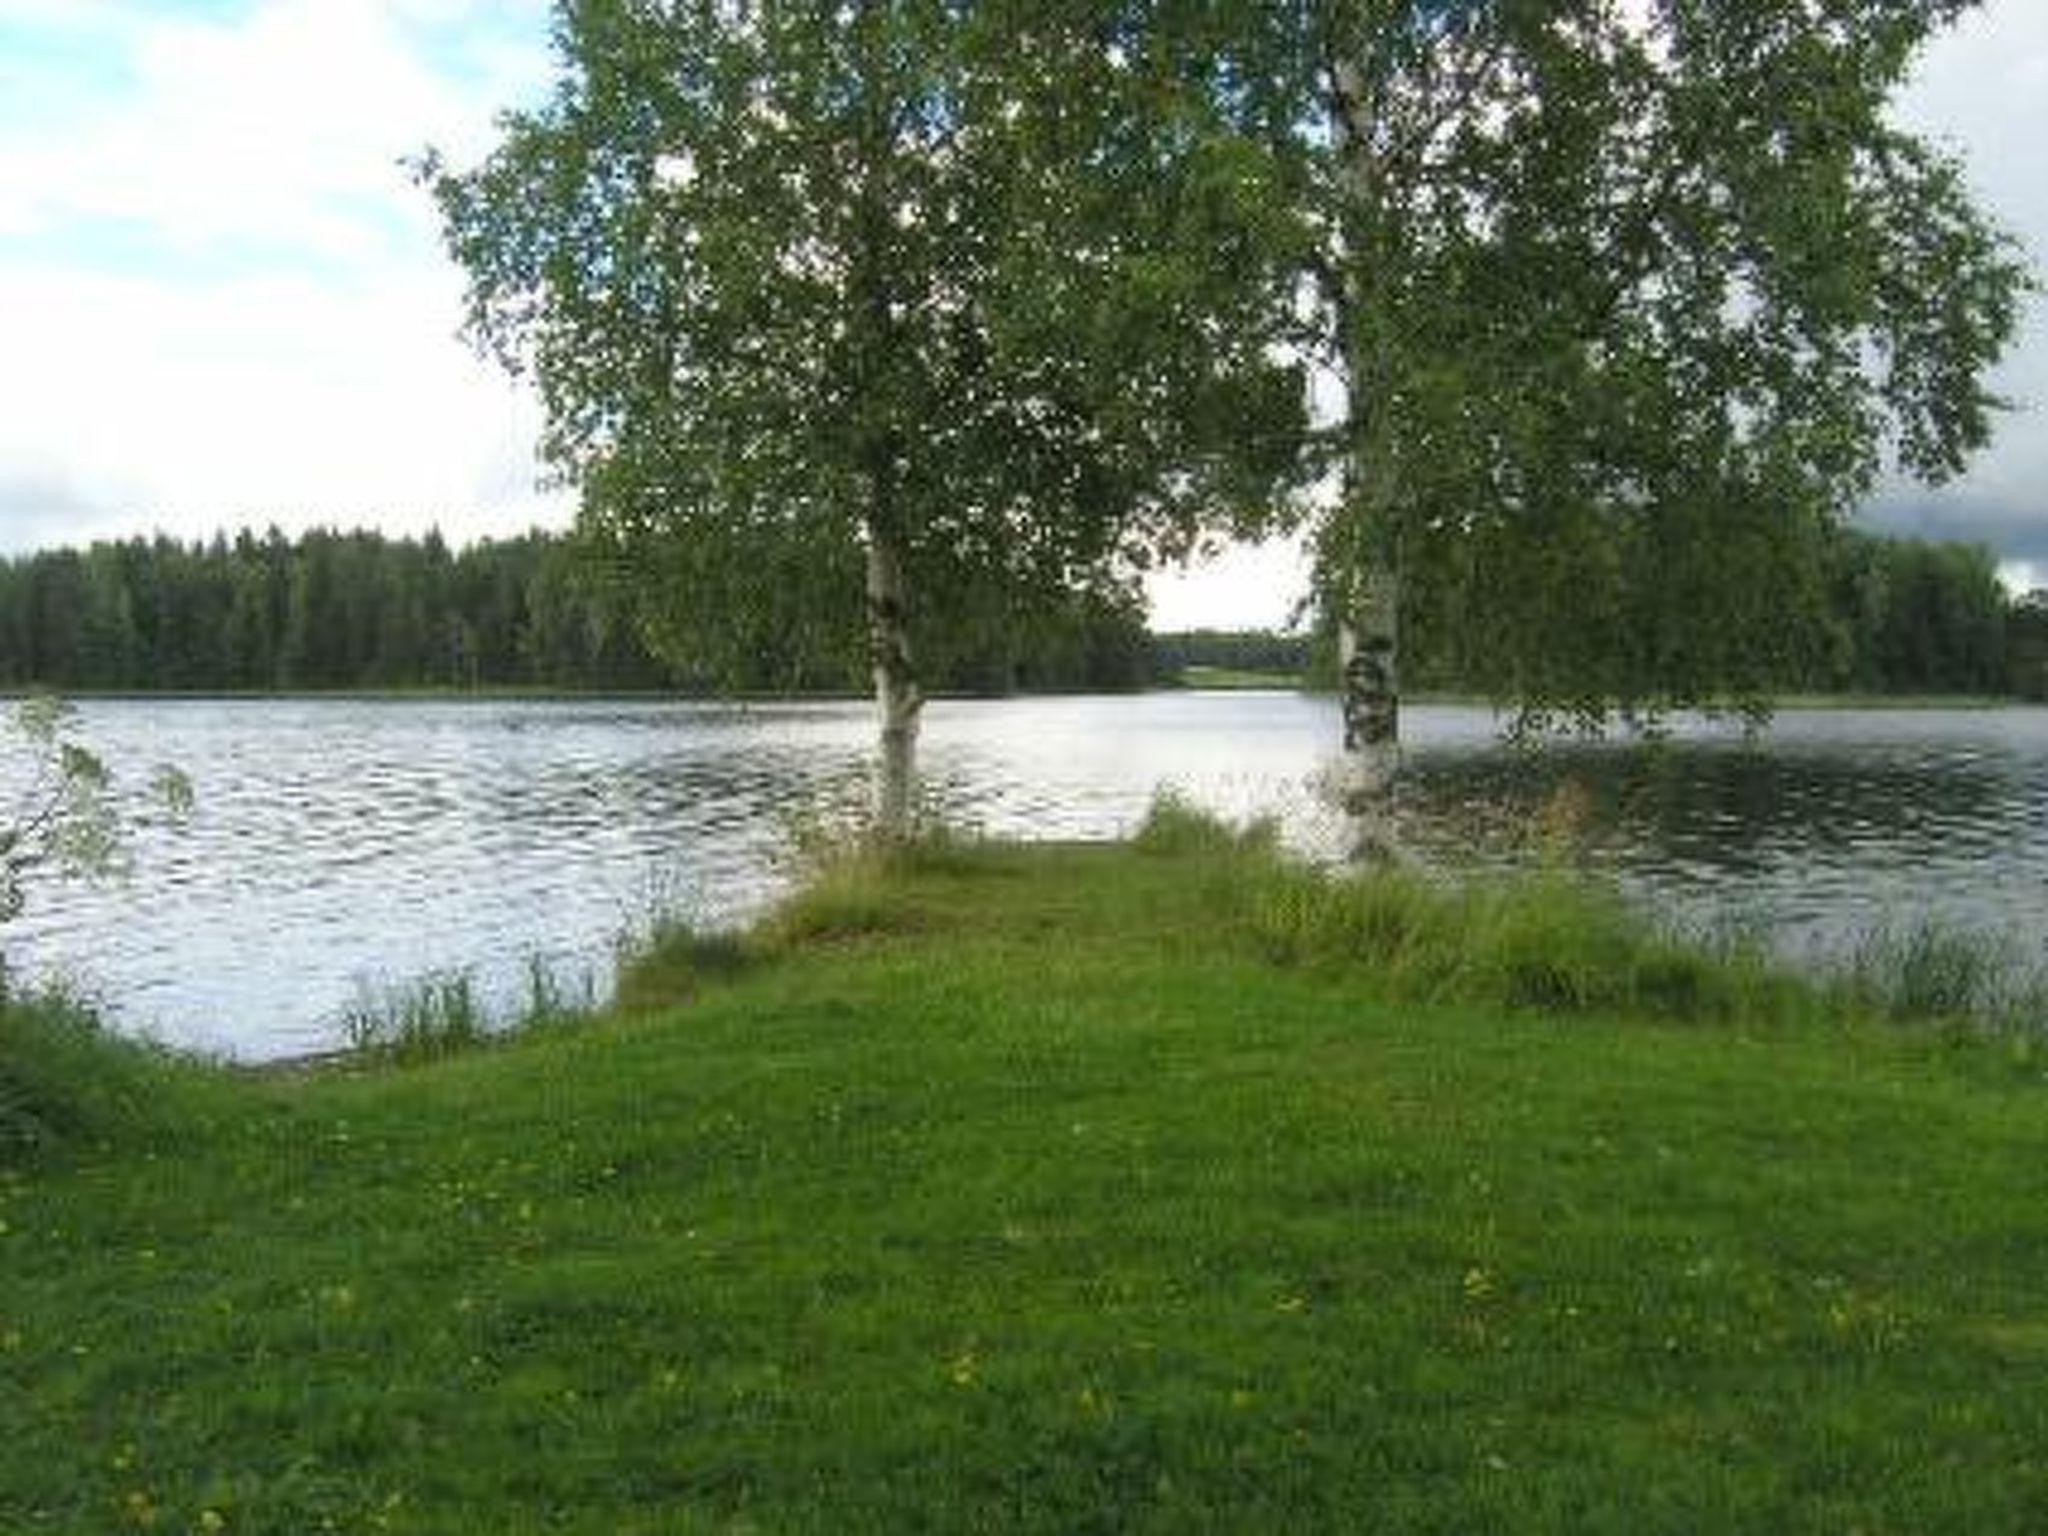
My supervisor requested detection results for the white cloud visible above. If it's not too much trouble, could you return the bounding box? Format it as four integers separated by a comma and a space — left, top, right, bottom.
0, 0, 561, 549
0, 0, 2041, 635
0, 259, 564, 544
1, 0, 546, 246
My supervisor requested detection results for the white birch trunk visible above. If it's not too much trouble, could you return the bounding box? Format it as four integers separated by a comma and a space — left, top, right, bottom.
1337, 567, 1402, 860
1329, 56, 1405, 862
865, 529, 920, 839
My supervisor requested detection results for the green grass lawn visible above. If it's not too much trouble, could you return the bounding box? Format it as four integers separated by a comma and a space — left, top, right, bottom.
5, 818, 2047, 1533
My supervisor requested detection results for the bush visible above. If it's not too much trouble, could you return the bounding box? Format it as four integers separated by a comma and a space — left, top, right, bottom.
0, 988, 204, 1163
1132, 790, 1279, 859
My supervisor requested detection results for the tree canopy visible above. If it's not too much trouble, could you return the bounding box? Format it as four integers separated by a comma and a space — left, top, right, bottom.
1258, 0, 2031, 737
425, 0, 1311, 825
428, 0, 2029, 818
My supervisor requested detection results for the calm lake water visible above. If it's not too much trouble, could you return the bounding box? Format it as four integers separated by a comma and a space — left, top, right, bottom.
8, 693, 2048, 1060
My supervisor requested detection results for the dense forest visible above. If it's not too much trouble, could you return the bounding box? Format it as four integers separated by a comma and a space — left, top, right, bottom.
0, 529, 659, 693
2009, 590, 2048, 702
1166, 533, 2044, 702
1152, 629, 1311, 680
0, 528, 1151, 696
0, 525, 2037, 701
1822, 535, 2015, 696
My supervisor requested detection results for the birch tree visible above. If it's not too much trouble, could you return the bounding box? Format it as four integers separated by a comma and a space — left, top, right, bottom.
424, 0, 1308, 833
1, 696, 192, 993
1255, 1, 2029, 840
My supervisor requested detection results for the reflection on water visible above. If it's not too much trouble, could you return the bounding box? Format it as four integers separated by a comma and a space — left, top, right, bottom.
1399, 713, 2048, 964
6, 695, 2046, 1059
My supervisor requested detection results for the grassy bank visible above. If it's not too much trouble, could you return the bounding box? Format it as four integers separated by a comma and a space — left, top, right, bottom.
5, 816, 2047, 1532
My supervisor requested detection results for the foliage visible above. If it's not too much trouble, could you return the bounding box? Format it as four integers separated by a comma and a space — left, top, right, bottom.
1152, 628, 1312, 685
424, 0, 1309, 737
0, 526, 661, 693
1825, 531, 2009, 695
918, 572, 1156, 697
1219, 1, 2035, 726
2003, 588, 2048, 701
0, 517, 2023, 708
0, 696, 190, 937
422, 3, 2029, 732
1305, 527, 2035, 700
0, 700, 200, 1161
0, 985, 228, 1166
9, 517, 2018, 699
0, 697, 120, 925
0, 987, 132, 1159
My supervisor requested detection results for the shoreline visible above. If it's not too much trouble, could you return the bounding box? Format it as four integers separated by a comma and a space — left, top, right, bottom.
0, 680, 2036, 709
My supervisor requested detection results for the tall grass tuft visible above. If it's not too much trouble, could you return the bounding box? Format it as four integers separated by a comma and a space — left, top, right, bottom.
339, 971, 489, 1065
517, 952, 599, 1034
614, 916, 753, 1012
1135, 793, 1847, 1030
778, 799, 998, 879
767, 814, 1011, 947
1235, 854, 1789, 1025
1839, 921, 2048, 1032
1132, 789, 1279, 859
336, 954, 607, 1066
0, 986, 221, 1164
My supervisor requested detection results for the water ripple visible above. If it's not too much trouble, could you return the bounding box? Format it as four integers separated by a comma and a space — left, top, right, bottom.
5, 696, 2047, 1058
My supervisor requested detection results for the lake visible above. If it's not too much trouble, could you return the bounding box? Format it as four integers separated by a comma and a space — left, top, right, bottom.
6, 694, 2046, 1060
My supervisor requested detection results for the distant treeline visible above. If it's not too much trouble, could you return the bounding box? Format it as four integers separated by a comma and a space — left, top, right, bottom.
1389, 532, 2038, 700
0, 525, 2039, 701
0, 529, 662, 693
1823, 535, 2028, 698
1160, 534, 2048, 702
1151, 628, 1308, 679
2006, 591, 2048, 702
0, 527, 1151, 696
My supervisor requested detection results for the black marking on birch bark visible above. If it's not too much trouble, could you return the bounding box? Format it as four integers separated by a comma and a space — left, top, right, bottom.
1341, 637, 1398, 754
867, 602, 918, 720
868, 601, 911, 660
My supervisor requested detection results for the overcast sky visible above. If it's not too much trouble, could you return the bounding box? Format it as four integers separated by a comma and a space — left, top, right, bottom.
2, 0, 2042, 631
